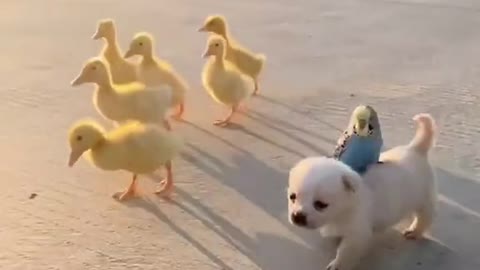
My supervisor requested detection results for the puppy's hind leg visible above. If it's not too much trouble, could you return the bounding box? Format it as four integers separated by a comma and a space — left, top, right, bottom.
404, 195, 436, 240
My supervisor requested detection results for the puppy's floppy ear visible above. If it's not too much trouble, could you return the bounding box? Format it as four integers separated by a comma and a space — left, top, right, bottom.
342, 174, 357, 193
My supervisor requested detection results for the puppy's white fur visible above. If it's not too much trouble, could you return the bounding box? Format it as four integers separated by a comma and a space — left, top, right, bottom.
288, 113, 437, 270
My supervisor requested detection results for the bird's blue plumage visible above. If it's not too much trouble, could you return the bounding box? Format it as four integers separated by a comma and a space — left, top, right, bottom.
332, 105, 383, 174
337, 134, 382, 174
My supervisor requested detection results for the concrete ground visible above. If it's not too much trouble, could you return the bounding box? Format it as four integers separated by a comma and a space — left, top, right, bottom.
1, 0, 480, 269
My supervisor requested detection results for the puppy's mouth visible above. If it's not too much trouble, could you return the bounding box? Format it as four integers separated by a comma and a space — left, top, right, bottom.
290, 211, 317, 229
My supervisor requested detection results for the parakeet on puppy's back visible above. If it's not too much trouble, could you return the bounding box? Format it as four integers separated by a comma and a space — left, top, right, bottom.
332, 105, 383, 174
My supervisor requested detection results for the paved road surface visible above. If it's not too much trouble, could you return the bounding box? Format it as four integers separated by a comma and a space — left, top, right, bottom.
1, 0, 479, 269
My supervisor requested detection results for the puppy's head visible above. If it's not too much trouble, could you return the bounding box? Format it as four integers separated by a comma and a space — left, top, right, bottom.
287, 157, 361, 229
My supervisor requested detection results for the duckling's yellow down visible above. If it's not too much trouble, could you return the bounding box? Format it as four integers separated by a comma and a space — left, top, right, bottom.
201, 35, 252, 107
124, 32, 188, 118
93, 18, 139, 84
199, 15, 266, 93
71, 57, 172, 129
68, 119, 182, 174
201, 35, 253, 126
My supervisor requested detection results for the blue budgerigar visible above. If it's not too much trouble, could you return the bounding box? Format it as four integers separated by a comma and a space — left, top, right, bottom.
332, 105, 383, 174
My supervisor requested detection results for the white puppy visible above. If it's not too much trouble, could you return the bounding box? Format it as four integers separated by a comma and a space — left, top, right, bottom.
288, 113, 437, 270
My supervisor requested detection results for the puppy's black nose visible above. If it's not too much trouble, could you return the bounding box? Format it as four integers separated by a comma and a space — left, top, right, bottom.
291, 211, 307, 226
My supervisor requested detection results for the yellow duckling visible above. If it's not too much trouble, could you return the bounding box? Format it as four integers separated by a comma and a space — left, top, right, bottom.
124, 32, 188, 120
201, 35, 253, 126
67, 119, 182, 200
198, 15, 266, 96
71, 57, 172, 130
92, 18, 138, 84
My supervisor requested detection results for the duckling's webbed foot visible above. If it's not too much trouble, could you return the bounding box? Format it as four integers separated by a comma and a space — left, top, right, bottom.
172, 103, 185, 121
155, 161, 174, 197
253, 80, 259, 96
213, 106, 237, 126
113, 175, 138, 201
163, 119, 172, 131
213, 119, 230, 126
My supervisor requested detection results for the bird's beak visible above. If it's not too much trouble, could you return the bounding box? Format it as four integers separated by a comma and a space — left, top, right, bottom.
92, 29, 102, 40
68, 150, 83, 167
124, 49, 134, 58
198, 25, 207, 32
357, 119, 367, 130
70, 72, 86, 86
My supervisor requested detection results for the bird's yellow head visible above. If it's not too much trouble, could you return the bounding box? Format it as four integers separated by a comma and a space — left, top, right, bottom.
352, 105, 371, 136
198, 15, 227, 36
67, 120, 106, 167
71, 57, 111, 87
202, 35, 227, 58
124, 32, 154, 58
92, 19, 116, 40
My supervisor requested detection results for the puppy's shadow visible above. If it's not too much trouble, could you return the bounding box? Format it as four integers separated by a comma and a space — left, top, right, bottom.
180, 140, 480, 269
430, 168, 480, 266
356, 229, 476, 270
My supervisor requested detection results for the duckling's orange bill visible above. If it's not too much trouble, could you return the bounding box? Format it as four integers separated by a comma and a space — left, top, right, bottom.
202, 48, 213, 58
68, 150, 83, 167
124, 49, 135, 59
92, 30, 102, 40
71, 73, 86, 86
198, 26, 207, 32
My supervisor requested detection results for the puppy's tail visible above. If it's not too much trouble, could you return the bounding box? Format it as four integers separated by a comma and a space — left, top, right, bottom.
408, 113, 436, 155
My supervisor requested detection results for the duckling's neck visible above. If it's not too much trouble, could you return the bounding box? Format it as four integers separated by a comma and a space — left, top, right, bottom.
87, 140, 117, 170
141, 50, 156, 65
213, 53, 226, 69
103, 32, 122, 59
97, 73, 115, 90
217, 27, 230, 42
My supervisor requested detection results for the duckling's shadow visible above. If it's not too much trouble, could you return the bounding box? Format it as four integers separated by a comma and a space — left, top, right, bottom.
248, 110, 337, 146
256, 95, 343, 132
244, 112, 330, 156
120, 196, 235, 270
173, 188, 333, 270
215, 122, 244, 130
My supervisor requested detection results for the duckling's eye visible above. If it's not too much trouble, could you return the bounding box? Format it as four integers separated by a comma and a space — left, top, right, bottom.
214, 43, 219, 47
76, 135, 83, 141
139, 42, 143, 46
91, 66, 97, 71
313, 200, 329, 211
289, 193, 296, 202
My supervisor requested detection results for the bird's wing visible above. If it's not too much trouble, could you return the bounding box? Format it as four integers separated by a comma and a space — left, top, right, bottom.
332, 130, 352, 159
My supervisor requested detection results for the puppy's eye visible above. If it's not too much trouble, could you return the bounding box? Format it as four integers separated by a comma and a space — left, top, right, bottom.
215, 43, 219, 47
91, 66, 97, 71
289, 193, 296, 202
313, 200, 328, 211
76, 135, 83, 141
139, 42, 143, 46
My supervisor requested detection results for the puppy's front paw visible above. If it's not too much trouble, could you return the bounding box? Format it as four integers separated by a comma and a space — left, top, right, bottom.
403, 229, 422, 240
326, 259, 340, 270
